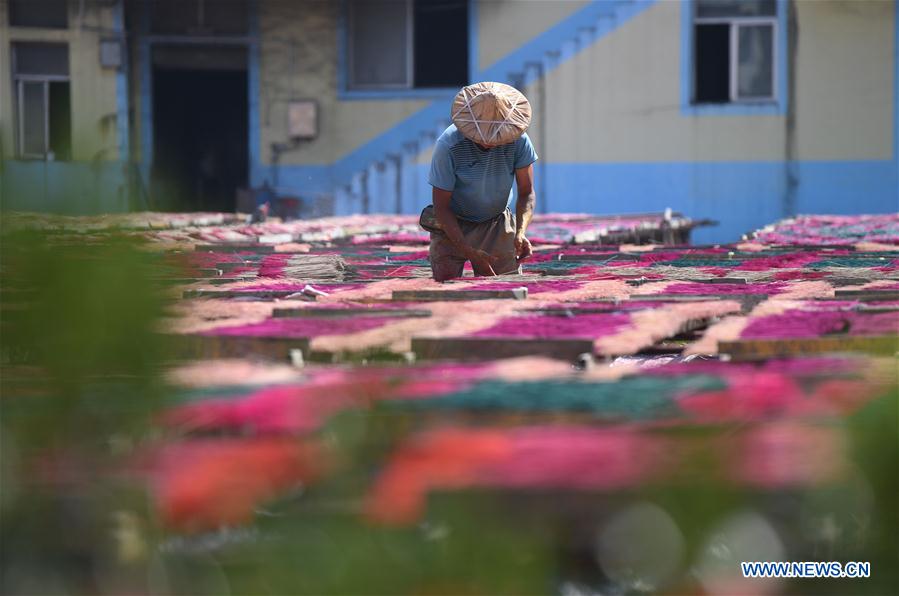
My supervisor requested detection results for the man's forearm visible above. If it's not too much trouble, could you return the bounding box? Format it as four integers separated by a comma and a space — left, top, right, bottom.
434, 203, 471, 256
516, 189, 536, 238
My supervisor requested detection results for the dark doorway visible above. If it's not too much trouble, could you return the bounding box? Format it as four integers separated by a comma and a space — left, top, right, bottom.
151, 48, 248, 211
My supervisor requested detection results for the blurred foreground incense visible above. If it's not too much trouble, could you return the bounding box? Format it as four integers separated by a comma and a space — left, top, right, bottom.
0, 212, 896, 595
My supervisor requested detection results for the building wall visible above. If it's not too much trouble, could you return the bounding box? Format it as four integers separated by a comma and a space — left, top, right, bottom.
2, 0, 895, 243
409, 0, 897, 242
0, 0, 128, 212
533, 0, 893, 163
252, 0, 599, 193
477, 0, 588, 72
525, 0, 897, 241
256, 0, 429, 168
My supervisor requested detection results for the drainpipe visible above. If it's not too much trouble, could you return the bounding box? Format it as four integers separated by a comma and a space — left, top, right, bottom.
527, 60, 547, 214
114, 0, 135, 209
783, 0, 799, 218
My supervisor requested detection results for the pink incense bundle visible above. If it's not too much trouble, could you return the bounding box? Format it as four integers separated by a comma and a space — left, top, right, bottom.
740, 310, 899, 339
645, 356, 866, 379
547, 279, 633, 301
166, 298, 304, 334
218, 280, 364, 293
134, 438, 327, 533
166, 359, 302, 388
257, 254, 291, 278
200, 316, 395, 339
470, 279, 586, 294
351, 265, 428, 279
164, 357, 591, 432
349, 232, 428, 245
316, 299, 524, 353
676, 372, 881, 421
646, 282, 787, 296
595, 301, 741, 356
472, 312, 633, 339
685, 298, 874, 354
684, 316, 748, 355
771, 270, 827, 281
732, 252, 833, 271
163, 361, 547, 435
856, 280, 899, 291
181, 251, 250, 269
384, 250, 429, 261
751, 214, 899, 246
365, 426, 669, 525
731, 422, 847, 488
318, 277, 476, 302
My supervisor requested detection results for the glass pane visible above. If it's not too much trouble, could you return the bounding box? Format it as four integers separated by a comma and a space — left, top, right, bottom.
697, 0, 776, 18
8, 0, 68, 28
21, 82, 47, 156
349, 0, 409, 88
49, 81, 72, 160
414, 0, 468, 88
737, 24, 774, 98
13, 43, 69, 76
694, 24, 731, 103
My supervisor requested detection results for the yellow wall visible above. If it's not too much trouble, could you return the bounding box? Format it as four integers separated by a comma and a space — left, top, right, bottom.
532, 0, 894, 163
794, 0, 894, 160
0, 1, 121, 162
259, 0, 602, 166
0, 3, 9, 161
478, 0, 588, 71
258, 0, 429, 166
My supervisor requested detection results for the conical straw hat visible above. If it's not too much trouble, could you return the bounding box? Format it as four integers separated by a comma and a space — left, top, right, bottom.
451, 82, 531, 146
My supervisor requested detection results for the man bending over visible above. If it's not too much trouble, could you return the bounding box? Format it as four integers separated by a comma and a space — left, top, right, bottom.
421, 82, 538, 281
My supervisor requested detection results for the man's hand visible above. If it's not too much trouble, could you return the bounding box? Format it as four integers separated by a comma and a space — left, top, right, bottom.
466, 248, 499, 276
515, 235, 533, 261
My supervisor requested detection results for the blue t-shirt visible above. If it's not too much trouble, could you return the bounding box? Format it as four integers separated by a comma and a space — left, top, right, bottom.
427, 125, 538, 223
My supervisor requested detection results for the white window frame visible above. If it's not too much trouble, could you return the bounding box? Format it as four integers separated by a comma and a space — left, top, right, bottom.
14, 74, 70, 159
346, 0, 414, 90
693, 7, 778, 104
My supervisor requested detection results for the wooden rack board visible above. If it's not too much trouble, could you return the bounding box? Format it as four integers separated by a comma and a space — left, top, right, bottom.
171, 334, 310, 361
833, 290, 899, 301
626, 278, 749, 286
272, 307, 432, 318
411, 337, 593, 362
216, 261, 261, 272
183, 289, 317, 299
718, 335, 897, 361
632, 294, 768, 313
195, 244, 276, 253
392, 288, 528, 301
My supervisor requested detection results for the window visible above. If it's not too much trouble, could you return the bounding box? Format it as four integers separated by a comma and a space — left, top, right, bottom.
346, 0, 468, 91
693, 0, 776, 104
8, 0, 68, 28
12, 43, 72, 160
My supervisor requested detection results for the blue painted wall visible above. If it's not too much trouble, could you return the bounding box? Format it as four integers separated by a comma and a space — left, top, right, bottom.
398, 158, 898, 245
541, 160, 898, 244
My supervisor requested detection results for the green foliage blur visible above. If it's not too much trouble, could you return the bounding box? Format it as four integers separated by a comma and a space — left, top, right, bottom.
1, 227, 171, 593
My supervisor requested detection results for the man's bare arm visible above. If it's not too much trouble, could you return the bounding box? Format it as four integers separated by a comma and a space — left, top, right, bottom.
514, 164, 536, 260
432, 187, 497, 275
432, 187, 469, 253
